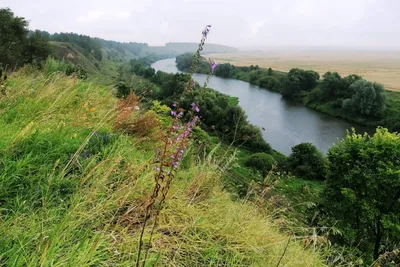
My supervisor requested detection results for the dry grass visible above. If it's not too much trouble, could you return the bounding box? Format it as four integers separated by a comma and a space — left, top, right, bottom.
208, 50, 400, 91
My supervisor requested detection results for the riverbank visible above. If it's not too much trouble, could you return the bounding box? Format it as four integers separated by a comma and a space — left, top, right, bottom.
175, 54, 400, 133
152, 58, 374, 155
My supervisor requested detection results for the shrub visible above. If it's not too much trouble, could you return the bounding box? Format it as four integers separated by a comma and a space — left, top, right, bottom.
150, 100, 170, 115
287, 142, 327, 180
115, 82, 130, 99
245, 152, 275, 177
65, 65, 87, 79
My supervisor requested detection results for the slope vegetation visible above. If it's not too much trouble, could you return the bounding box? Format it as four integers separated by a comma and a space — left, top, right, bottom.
0, 65, 323, 266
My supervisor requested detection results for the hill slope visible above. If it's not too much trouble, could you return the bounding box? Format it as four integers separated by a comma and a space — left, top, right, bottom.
0, 65, 323, 266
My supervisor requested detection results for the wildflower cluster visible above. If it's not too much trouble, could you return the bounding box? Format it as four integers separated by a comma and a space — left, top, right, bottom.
136, 25, 211, 267
155, 103, 200, 174
136, 103, 200, 266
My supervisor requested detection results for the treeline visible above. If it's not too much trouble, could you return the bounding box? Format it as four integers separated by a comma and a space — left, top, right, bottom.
0, 8, 50, 69
176, 52, 286, 91
176, 53, 393, 130
39, 31, 103, 61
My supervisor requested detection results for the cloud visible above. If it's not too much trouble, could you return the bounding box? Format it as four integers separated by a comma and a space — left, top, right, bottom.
2, 0, 400, 47
77, 10, 105, 23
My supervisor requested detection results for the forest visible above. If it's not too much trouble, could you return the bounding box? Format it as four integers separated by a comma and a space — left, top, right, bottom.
1, 7, 400, 266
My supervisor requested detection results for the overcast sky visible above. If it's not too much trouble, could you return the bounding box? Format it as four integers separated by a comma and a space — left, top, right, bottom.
2, 0, 400, 48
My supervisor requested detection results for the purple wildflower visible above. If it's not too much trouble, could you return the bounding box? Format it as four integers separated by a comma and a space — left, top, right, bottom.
172, 161, 179, 169
154, 166, 160, 171
190, 81, 195, 88
191, 103, 200, 113
202, 25, 211, 38
210, 61, 217, 73
172, 103, 177, 107
171, 110, 177, 117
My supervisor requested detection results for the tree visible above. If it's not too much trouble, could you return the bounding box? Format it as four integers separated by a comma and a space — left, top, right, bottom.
320, 72, 343, 100
322, 128, 400, 260
287, 142, 327, 180
0, 8, 50, 69
24, 30, 51, 65
0, 8, 29, 69
214, 63, 233, 78
281, 68, 319, 98
343, 79, 386, 117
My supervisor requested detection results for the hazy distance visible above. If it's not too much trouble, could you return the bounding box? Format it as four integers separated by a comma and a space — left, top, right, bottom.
2, 0, 400, 50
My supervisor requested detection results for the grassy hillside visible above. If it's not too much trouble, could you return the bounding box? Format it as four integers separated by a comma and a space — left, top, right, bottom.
0, 66, 324, 266
49, 41, 100, 73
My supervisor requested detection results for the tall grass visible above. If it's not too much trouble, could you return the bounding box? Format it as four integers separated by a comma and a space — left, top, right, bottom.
0, 69, 325, 266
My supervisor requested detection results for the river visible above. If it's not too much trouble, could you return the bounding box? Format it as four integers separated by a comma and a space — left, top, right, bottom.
152, 58, 373, 155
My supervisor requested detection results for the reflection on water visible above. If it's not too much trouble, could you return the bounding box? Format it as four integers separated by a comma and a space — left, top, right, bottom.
152, 58, 374, 155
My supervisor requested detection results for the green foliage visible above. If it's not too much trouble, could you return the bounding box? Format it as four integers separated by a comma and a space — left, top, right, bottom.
0, 63, 324, 267
116, 82, 130, 98
343, 79, 386, 117
319, 72, 344, 100
175, 53, 285, 92
322, 128, 400, 260
150, 100, 170, 115
65, 65, 87, 79
43, 57, 70, 75
24, 30, 51, 66
287, 142, 327, 180
281, 68, 319, 98
175, 53, 197, 71
46, 32, 103, 61
245, 153, 275, 176
0, 8, 50, 69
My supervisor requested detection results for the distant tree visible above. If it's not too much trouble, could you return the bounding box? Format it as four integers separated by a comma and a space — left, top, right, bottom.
343, 79, 386, 117
287, 142, 327, 180
342, 74, 362, 97
175, 53, 194, 71
259, 76, 279, 91
281, 74, 301, 98
320, 72, 343, 100
281, 68, 319, 98
322, 128, 400, 260
214, 63, 233, 78
24, 30, 51, 66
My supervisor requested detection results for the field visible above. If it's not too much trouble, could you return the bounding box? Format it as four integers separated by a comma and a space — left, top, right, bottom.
208, 50, 400, 91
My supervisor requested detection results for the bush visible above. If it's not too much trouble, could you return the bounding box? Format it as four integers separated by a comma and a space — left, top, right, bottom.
115, 82, 130, 99
245, 153, 275, 177
150, 100, 170, 115
287, 142, 327, 180
65, 65, 87, 80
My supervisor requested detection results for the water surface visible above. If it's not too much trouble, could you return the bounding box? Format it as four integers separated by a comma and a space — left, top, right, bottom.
152, 58, 373, 155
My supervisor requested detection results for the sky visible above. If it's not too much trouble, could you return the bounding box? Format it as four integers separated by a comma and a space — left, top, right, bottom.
2, 0, 400, 48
